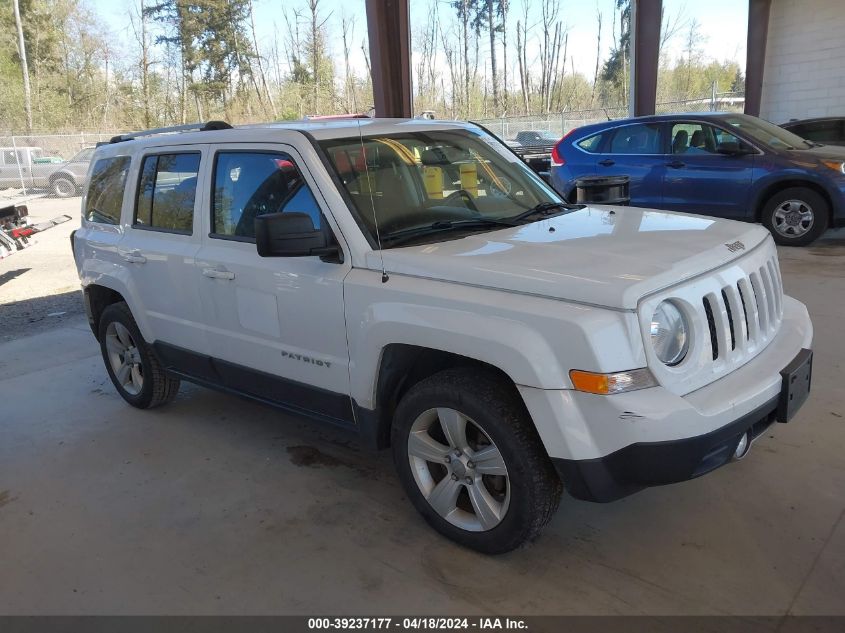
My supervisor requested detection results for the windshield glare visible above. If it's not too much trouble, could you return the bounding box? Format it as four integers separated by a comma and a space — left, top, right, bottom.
319, 130, 561, 247
722, 115, 811, 150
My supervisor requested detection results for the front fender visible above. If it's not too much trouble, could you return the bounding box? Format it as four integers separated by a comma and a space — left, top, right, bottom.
343, 269, 646, 408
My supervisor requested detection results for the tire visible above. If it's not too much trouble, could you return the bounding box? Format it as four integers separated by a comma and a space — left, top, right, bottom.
391, 368, 562, 554
98, 302, 180, 409
761, 187, 829, 246
51, 176, 77, 198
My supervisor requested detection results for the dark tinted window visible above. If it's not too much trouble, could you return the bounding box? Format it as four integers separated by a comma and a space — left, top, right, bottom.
135, 153, 200, 233
212, 151, 321, 240
577, 133, 603, 153
670, 123, 740, 154
788, 120, 844, 143
609, 124, 662, 154
85, 156, 130, 224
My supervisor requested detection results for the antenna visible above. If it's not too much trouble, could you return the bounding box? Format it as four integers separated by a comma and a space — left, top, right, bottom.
355, 118, 389, 283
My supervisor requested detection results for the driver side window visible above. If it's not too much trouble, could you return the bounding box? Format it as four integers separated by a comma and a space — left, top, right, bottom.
211, 151, 322, 240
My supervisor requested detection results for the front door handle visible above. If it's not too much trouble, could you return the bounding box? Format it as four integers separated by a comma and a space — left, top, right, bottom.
598, 159, 615, 167
120, 250, 146, 264
202, 267, 235, 281
666, 160, 685, 169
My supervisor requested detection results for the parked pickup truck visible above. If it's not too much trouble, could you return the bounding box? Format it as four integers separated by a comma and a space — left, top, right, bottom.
72, 119, 813, 553
0, 146, 65, 193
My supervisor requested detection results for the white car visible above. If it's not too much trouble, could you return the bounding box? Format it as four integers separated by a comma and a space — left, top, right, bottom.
71, 119, 814, 553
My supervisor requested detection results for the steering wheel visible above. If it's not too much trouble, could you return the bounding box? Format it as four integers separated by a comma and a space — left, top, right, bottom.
488, 176, 512, 198
443, 189, 480, 213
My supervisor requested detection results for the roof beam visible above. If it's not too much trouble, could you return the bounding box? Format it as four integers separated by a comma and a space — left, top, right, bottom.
629, 0, 663, 117
745, 0, 772, 117
365, 0, 413, 118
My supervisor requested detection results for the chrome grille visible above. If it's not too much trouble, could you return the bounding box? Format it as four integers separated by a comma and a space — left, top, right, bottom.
701, 254, 783, 363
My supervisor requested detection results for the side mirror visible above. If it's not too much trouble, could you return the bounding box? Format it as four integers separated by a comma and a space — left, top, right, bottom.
717, 141, 753, 156
254, 212, 338, 258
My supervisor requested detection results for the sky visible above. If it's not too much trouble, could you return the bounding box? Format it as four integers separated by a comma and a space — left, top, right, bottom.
90, 0, 748, 87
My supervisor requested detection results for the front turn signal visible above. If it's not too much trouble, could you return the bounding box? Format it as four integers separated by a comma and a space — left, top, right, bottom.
569, 368, 657, 395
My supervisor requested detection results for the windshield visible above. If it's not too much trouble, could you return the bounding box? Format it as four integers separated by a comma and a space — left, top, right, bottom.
73, 148, 94, 162
721, 114, 812, 150
319, 129, 563, 247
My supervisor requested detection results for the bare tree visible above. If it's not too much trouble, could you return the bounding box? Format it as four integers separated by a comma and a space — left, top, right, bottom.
515, 0, 530, 114
12, 0, 33, 132
483, 0, 499, 113
130, 0, 155, 128
341, 13, 356, 113
590, 9, 602, 108
248, 0, 278, 118
500, 0, 509, 113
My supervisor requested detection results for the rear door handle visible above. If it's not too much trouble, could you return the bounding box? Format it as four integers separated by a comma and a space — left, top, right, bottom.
666, 160, 685, 169
120, 250, 146, 264
203, 267, 235, 281
598, 159, 615, 166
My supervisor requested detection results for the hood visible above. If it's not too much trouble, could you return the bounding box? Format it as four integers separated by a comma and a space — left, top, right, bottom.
366, 206, 771, 310
791, 144, 845, 160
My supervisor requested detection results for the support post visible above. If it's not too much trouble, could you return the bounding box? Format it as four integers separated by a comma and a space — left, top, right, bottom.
745, 0, 772, 117
629, 0, 662, 117
365, 0, 413, 118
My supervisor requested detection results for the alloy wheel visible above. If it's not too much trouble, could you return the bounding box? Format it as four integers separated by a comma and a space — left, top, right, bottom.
105, 321, 144, 396
407, 407, 510, 532
772, 199, 814, 238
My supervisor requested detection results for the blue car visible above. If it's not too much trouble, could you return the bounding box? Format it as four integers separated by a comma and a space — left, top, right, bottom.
550, 112, 845, 245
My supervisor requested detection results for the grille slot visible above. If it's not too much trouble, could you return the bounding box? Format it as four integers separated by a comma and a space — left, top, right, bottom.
737, 283, 750, 341
703, 296, 719, 360
721, 289, 736, 351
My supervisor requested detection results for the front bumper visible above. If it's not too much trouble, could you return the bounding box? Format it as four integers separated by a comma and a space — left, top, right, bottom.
518, 295, 813, 502
552, 393, 780, 502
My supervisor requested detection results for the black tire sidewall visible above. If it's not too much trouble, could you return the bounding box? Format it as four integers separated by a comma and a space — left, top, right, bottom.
391, 371, 554, 554
762, 187, 829, 246
52, 177, 75, 198
98, 303, 156, 408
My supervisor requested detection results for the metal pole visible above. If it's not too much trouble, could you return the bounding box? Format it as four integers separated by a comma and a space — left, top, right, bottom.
12, 135, 27, 197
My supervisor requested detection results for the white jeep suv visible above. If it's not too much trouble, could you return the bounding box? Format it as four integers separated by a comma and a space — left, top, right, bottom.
72, 119, 813, 553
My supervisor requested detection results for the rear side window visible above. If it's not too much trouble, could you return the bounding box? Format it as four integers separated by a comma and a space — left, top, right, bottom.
608, 124, 662, 154
211, 151, 322, 240
135, 153, 200, 234
577, 133, 603, 153
85, 156, 130, 224
790, 120, 843, 143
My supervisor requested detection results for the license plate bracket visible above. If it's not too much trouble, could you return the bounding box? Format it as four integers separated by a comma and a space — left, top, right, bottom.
777, 348, 813, 423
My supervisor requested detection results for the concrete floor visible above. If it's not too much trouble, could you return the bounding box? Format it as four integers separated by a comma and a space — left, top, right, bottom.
1, 218, 844, 615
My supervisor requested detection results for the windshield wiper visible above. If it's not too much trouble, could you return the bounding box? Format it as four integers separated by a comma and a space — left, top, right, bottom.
505, 201, 581, 224
381, 218, 516, 247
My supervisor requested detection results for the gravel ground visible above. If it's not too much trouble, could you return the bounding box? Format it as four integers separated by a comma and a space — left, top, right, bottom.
0, 196, 84, 341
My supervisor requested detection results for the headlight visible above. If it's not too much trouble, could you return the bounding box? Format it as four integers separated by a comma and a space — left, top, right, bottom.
651, 301, 689, 366
821, 160, 845, 175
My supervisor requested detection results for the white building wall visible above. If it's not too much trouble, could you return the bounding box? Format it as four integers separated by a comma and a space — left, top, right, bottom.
760, 0, 845, 123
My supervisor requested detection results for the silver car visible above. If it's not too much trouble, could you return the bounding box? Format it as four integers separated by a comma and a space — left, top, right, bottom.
47, 147, 95, 197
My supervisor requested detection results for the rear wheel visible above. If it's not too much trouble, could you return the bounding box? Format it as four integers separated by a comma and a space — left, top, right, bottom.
51, 176, 76, 198
391, 369, 561, 554
98, 302, 180, 408
761, 187, 829, 246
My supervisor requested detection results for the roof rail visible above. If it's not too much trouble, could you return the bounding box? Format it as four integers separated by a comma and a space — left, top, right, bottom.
109, 120, 233, 144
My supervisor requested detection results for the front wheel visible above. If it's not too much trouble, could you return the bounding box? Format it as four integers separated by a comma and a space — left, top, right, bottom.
761, 187, 829, 246
391, 369, 561, 554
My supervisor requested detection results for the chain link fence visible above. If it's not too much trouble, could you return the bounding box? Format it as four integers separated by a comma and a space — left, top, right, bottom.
0, 132, 120, 201
475, 92, 746, 141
